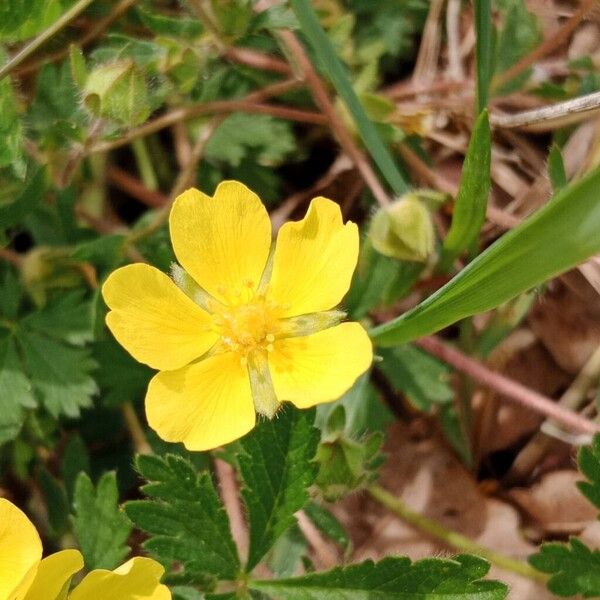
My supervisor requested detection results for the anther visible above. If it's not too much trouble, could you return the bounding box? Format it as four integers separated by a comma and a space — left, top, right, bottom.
266, 344, 274, 353
266, 333, 275, 343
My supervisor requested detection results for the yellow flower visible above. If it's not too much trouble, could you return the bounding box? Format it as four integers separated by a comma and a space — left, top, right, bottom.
102, 181, 373, 450
0, 498, 170, 600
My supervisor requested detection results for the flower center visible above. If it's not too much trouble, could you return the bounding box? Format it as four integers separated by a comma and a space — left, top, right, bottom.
213, 299, 279, 360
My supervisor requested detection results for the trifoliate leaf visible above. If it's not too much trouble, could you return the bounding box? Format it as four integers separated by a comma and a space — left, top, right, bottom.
251, 554, 508, 599
237, 406, 319, 571
125, 454, 240, 584
529, 538, 600, 597
72, 471, 132, 570
136, 6, 202, 38
205, 114, 295, 167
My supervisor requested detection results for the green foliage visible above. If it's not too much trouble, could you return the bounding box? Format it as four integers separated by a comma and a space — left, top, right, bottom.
251, 555, 508, 599
548, 144, 568, 192
577, 436, 600, 511
439, 111, 491, 271
0, 60, 25, 177
205, 114, 296, 167
315, 406, 384, 502
529, 434, 600, 597
529, 539, 600, 597
371, 165, 600, 346
125, 454, 240, 585
378, 345, 452, 412
72, 471, 132, 570
0, 271, 96, 442
493, 0, 541, 94
303, 502, 351, 551
0, 0, 75, 42
474, 0, 493, 111
238, 406, 319, 570
289, 0, 408, 196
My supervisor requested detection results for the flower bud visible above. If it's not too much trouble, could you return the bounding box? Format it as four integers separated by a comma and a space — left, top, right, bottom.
83, 60, 151, 126
369, 192, 435, 262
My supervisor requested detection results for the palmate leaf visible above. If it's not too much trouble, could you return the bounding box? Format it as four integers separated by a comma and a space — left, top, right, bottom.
251, 554, 508, 599
238, 406, 320, 571
125, 454, 240, 584
72, 471, 132, 570
371, 165, 600, 346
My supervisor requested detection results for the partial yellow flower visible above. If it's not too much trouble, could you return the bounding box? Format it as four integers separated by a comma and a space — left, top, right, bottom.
0, 498, 170, 600
103, 181, 373, 450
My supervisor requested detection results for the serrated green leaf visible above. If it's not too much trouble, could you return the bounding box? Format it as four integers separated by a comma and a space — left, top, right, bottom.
439, 111, 491, 271
371, 166, 600, 346
205, 114, 295, 167
125, 454, 240, 583
378, 345, 453, 412
529, 538, 600, 597
0, 334, 36, 443
548, 144, 567, 192
576, 435, 600, 511
72, 471, 132, 570
19, 329, 96, 418
22, 291, 93, 346
251, 554, 507, 599
238, 406, 319, 571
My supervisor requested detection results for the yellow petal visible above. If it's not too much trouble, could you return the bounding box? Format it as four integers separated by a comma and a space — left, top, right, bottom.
0, 499, 42, 599
103, 263, 218, 371
169, 182, 272, 306
22, 549, 83, 600
69, 557, 170, 600
145, 352, 255, 450
269, 323, 372, 407
268, 198, 359, 317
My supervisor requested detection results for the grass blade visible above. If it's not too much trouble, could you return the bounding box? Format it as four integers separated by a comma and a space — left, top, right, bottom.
438, 110, 491, 271
371, 165, 600, 346
474, 0, 493, 111
289, 0, 408, 196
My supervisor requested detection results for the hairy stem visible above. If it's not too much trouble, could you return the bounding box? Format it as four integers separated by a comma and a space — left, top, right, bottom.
368, 484, 546, 582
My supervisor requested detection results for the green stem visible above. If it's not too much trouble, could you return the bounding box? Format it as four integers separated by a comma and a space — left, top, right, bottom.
367, 484, 546, 582
0, 0, 97, 81
132, 139, 158, 191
